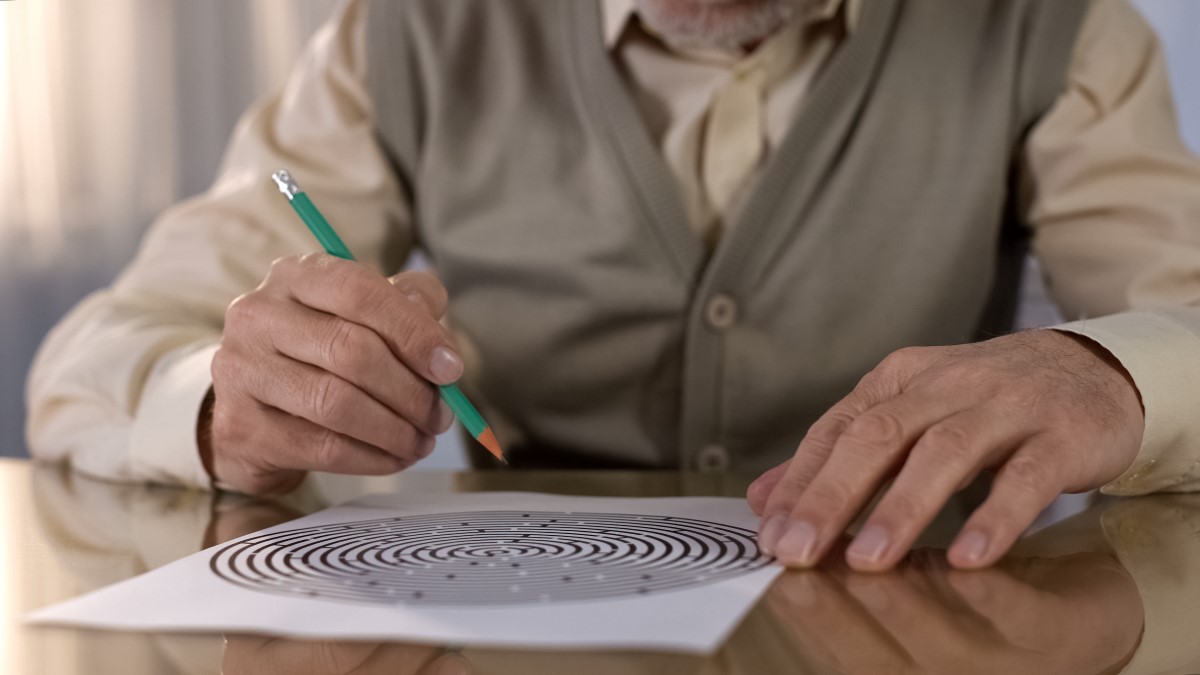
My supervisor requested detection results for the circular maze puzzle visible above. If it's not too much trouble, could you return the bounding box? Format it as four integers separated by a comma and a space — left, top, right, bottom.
210, 510, 772, 606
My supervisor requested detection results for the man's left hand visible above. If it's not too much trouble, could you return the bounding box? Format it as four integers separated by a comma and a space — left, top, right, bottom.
748, 330, 1144, 571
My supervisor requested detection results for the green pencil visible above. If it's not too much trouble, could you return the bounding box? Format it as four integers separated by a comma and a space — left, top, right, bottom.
271, 169, 506, 464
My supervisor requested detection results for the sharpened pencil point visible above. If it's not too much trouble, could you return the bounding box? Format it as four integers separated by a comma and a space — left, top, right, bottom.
477, 428, 505, 463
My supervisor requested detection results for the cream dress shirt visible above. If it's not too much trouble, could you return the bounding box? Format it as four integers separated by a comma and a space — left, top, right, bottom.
25, 0, 1200, 496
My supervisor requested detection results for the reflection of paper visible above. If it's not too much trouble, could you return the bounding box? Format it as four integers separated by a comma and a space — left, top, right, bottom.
28, 492, 782, 654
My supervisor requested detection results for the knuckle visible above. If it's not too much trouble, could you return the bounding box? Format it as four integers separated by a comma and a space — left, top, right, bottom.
844, 410, 906, 449
395, 312, 444, 354
413, 389, 442, 431
211, 347, 251, 391
311, 428, 343, 468
308, 374, 348, 422
330, 266, 378, 311
1002, 456, 1054, 493
878, 492, 925, 527
918, 422, 974, 464
210, 348, 234, 383
804, 414, 851, 449
803, 480, 853, 515
879, 346, 923, 372
298, 251, 326, 269
852, 367, 901, 402
941, 361, 989, 388
224, 292, 261, 328
995, 385, 1038, 414
390, 421, 421, 456
268, 254, 302, 276
209, 404, 241, 444
324, 321, 372, 375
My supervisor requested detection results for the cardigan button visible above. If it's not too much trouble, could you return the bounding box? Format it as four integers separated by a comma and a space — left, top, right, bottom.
705, 294, 738, 331
697, 444, 731, 472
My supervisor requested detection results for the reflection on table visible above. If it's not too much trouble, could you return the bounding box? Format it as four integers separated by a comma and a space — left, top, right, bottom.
4, 459, 1200, 674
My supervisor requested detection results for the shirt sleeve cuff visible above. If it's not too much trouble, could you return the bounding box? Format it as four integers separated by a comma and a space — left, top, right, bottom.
127, 341, 220, 490
1051, 310, 1200, 496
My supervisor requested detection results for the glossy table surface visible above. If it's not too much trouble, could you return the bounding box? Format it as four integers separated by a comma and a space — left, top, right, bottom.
4, 457, 1200, 674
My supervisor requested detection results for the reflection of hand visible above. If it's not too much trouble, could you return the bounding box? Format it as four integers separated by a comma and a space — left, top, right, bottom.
765, 550, 1144, 675
222, 637, 471, 675
202, 498, 304, 548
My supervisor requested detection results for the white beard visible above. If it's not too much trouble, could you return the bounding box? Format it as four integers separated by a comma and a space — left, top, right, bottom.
633, 0, 823, 50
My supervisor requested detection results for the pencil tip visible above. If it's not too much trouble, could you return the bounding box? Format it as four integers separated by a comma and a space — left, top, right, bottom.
477, 428, 506, 464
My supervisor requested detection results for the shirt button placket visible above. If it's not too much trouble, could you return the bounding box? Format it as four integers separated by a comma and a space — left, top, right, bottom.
695, 293, 737, 472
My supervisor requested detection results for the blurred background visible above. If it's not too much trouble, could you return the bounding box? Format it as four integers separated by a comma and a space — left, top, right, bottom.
0, 0, 1197, 470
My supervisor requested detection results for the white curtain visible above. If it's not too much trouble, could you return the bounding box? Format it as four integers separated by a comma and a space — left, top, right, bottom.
0, 0, 333, 259
0, 1, 334, 456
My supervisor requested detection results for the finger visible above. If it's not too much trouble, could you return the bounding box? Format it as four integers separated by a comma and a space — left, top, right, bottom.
747, 460, 790, 516
948, 437, 1065, 569
278, 255, 463, 384
388, 270, 449, 320
845, 408, 1027, 571
758, 359, 914, 551
945, 567, 1054, 645
772, 391, 960, 568
237, 353, 432, 462
250, 404, 425, 476
211, 399, 417, 495
257, 299, 451, 435
843, 573, 972, 664
766, 573, 908, 672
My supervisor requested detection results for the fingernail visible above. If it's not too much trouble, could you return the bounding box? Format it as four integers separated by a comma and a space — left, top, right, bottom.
776, 520, 819, 567
757, 514, 788, 555
953, 530, 989, 565
434, 654, 472, 675
846, 525, 891, 566
436, 400, 455, 434
428, 346, 464, 383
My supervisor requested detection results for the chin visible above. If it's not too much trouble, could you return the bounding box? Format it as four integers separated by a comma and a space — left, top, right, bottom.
634, 0, 810, 49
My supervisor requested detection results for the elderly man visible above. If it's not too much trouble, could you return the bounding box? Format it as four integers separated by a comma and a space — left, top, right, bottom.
27, 0, 1200, 572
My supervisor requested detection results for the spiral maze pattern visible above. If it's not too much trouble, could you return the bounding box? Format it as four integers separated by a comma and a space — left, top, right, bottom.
211, 511, 772, 606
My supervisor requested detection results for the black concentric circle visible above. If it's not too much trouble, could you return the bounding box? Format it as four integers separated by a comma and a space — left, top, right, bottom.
210, 510, 772, 606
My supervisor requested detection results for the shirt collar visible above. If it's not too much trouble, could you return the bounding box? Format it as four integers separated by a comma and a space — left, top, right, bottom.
600, 0, 862, 50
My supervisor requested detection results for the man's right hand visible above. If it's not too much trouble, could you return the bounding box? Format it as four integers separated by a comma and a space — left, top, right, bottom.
202, 253, 460, 495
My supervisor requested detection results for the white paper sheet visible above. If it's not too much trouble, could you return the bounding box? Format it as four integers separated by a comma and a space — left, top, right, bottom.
27, 492, 783, 654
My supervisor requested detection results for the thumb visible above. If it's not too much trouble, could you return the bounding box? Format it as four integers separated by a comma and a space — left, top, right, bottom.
389, 270, 449, 319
